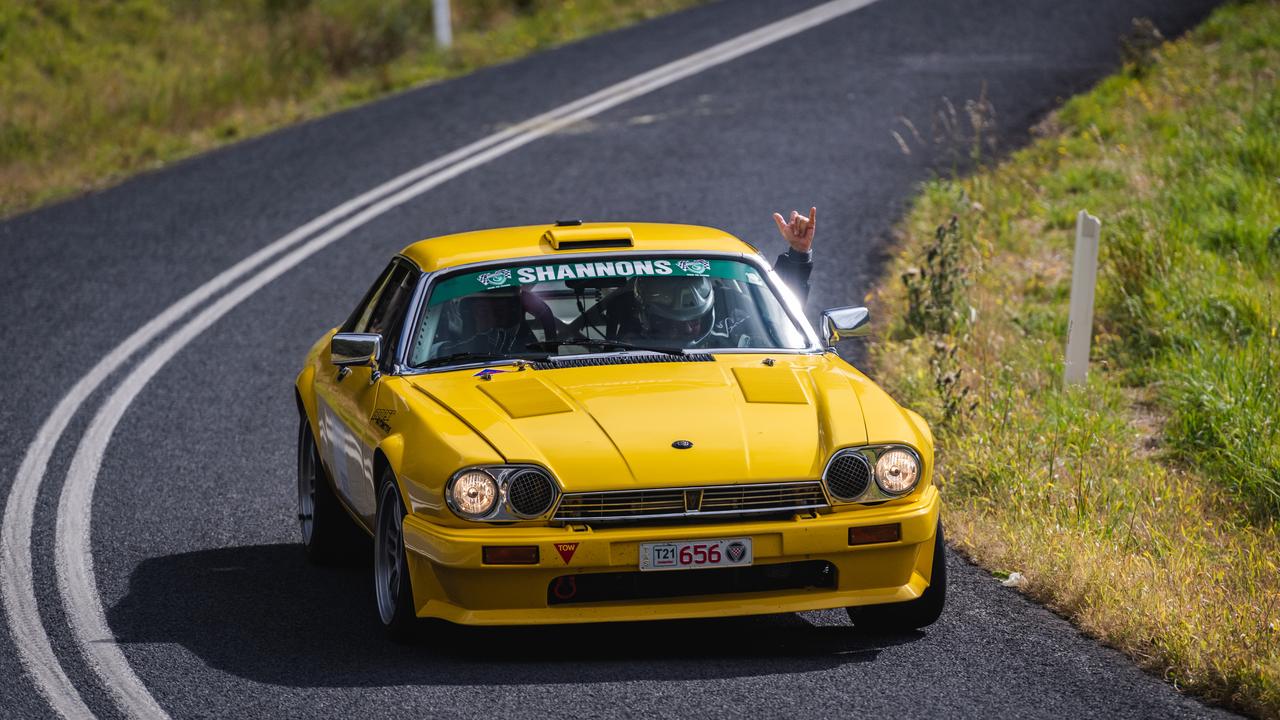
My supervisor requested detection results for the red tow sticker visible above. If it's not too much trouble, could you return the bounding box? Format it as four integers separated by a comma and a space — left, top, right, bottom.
554, 542, 579, 564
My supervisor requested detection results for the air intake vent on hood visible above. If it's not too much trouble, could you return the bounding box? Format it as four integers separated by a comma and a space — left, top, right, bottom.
532, 353, 715, 370
543, 225, 634, 250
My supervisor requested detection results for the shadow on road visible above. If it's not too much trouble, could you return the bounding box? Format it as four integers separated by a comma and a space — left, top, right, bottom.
108, 543, 923, 687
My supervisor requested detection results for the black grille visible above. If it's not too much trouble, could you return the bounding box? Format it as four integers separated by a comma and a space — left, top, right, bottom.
507, 470, 555, 517
825, 453, 871, 500
554, 481, 827, 523
555, 489, 685, 520
699, 483, 827, 511
547, 560, 836, 605
531, 353, 715, 370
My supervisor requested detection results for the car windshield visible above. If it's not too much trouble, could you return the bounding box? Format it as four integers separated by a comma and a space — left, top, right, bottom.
408, 256, 809, 367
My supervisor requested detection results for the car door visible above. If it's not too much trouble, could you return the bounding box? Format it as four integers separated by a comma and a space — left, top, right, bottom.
314, 258, 419, 524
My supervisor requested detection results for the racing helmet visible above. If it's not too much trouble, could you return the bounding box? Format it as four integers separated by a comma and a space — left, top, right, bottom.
633, 275, 715, 345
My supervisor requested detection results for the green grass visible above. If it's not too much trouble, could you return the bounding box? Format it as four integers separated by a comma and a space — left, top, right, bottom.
0, 0, 703, 217
867, 1, 1280, 715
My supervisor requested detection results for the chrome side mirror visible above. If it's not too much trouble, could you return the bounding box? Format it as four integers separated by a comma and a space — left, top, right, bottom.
820, 306, 871, 346
331, 332, 382, 367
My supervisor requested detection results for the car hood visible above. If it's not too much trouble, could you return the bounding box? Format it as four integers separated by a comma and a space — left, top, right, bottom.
405, 355, 883, 492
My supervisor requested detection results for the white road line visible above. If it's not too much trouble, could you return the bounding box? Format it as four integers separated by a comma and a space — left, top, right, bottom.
2, 1, 881, 717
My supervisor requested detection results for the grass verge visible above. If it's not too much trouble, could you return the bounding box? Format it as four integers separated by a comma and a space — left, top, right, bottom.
0, 0, 702, 217
867, 1, 1279, 715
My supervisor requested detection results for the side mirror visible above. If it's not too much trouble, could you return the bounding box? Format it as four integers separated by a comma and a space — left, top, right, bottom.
820, 306, 871, 346
331, 332, 382, 368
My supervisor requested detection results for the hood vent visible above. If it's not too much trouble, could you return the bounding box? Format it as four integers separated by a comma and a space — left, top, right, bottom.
532, 353, 715, 370
543, 225, 634, 250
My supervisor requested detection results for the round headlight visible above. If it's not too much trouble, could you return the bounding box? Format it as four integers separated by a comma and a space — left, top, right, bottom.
449, 470, 498, 518
874, 449, 920, 495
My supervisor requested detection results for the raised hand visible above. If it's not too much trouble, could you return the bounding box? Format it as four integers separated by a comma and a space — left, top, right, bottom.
772, 206, 816, 253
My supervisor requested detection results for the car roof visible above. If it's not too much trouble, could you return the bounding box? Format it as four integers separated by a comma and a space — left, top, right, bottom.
399, 222, 758, 273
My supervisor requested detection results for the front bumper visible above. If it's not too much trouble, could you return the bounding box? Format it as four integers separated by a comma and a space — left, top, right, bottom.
401, 485, 941, 625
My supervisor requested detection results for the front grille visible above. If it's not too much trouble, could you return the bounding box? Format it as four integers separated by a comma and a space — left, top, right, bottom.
555, 489, 685, 520
547, 560, 836, 605
553, 481, 828, 523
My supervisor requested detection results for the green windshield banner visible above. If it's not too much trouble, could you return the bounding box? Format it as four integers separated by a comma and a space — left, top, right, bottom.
428, 258, 761, 305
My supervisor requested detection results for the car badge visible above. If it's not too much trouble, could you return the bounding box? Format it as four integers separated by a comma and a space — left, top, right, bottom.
684, 490, 703, 512
474, 368, 507, 380
554, 542, 579, 564
726, 541, 747, 563
672, 440, 693, 449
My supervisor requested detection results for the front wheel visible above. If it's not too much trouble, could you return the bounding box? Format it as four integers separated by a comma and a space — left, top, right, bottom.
297, 415, 366, 564
374, 470, 418, 641
847, 520, 947, 632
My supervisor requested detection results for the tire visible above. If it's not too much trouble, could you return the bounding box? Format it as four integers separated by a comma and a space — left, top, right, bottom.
374, 469, 419, 641
847, 521, 947, 632
297, 414, 367, 565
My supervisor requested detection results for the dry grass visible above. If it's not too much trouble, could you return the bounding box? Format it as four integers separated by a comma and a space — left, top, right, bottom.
0, 0, 703, 217
867, 1, 1280, 715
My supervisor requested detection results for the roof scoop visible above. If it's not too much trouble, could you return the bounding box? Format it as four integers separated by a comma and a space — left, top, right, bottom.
543, 224, 635, 250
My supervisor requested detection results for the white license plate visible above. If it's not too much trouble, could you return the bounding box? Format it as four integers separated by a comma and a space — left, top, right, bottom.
638, 537, 753, 572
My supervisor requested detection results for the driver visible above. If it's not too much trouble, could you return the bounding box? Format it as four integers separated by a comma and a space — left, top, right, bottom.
622, 206, 816, 347
631, 274, 717, 346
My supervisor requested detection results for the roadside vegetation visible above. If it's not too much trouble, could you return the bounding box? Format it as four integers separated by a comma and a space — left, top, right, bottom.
869, 1, 1279, 715
0, 0, 702, 217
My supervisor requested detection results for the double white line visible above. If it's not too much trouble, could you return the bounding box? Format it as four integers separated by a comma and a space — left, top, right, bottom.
1, 1, 879, 717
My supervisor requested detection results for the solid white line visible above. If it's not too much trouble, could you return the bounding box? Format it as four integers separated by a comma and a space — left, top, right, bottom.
4, 1, 881, 717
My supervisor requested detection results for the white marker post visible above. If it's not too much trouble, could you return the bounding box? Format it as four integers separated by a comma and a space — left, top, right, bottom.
1064, 210, 1102, 386
434, 0, 453, 49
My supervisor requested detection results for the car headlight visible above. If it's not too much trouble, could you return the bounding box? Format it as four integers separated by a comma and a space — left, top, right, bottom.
445, 465, 560, 521
448, 469, 498, 518
874, 449, 920, 495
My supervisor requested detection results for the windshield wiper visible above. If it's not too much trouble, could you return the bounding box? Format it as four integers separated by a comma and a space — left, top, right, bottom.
527, 339, 685, 356
421, 352, 546, 368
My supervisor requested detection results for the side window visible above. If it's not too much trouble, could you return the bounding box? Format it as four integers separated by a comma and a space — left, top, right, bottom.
342, 262, 395, 334
342, 259, 419, 366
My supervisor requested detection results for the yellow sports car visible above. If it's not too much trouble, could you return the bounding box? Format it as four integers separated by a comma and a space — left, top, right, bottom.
294, 221, 943, 637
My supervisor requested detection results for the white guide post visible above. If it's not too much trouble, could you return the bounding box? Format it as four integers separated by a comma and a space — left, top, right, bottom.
434, 0, 453, 49
1064, 210, 1102, 386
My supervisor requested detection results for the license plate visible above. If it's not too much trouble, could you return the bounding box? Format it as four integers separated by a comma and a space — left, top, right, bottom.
638, 537, 753, 572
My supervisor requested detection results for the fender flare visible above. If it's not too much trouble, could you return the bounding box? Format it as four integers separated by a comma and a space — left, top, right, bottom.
294, 363, 320, 439
374, 433, 410, 506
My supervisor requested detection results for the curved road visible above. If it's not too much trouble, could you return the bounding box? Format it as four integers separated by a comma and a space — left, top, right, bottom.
0, 0, 1232, 717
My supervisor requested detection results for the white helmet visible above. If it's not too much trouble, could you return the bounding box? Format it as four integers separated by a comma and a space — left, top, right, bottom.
633, 275, 715, 345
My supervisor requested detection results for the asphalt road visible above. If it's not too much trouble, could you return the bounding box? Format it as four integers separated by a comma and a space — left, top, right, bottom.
0, 0, 1234, 717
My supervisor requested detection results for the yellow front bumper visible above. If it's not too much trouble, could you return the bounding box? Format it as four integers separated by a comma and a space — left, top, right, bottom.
401, 485, 940, 625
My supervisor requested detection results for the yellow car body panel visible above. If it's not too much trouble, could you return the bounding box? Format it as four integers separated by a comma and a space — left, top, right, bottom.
295, 221, 940, 625
403, 354, 882, 492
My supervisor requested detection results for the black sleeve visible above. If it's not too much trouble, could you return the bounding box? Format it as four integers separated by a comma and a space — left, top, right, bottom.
773, 248, 813, 305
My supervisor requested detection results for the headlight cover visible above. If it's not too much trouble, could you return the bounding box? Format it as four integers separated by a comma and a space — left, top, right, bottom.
822, 445, 923, 503
445, 465, 559, 521
874, 448, 920, 495
448, 469, 498, 519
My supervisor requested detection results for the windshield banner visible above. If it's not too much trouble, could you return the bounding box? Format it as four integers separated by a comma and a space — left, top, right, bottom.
428, 258, 760, 305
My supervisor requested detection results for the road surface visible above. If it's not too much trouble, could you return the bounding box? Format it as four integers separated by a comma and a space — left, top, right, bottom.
0, 0, 1231, 717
